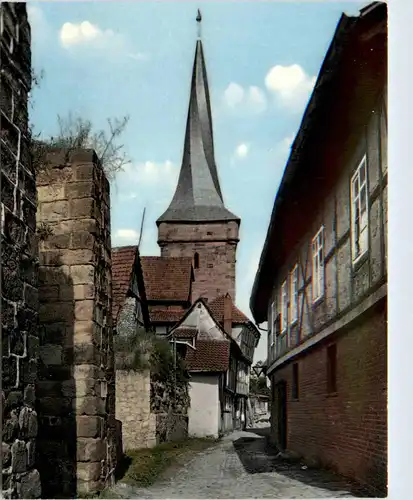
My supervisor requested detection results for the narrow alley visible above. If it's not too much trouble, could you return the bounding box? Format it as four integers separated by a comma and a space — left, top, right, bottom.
110, 424, 360, 499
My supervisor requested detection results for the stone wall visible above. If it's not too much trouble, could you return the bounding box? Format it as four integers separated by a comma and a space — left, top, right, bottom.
1, 3, 42, 498
158, 220, 239, 302
116, 369, 188, 451
36, 149, 116, 497
116, 370, 156, 450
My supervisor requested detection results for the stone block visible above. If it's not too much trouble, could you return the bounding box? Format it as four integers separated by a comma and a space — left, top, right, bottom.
39, 344, 62, 365
40, 201, 69, 222
2, 441, 11, 466
73, 364, 102, 380
23, 384, 36, 407
11, 439, 27, 473
37, 185, 66, 203
77, 462, 102, 482
77, 438, 106, 462
16, 469, 41, 499
77, 479, 104, 496
39, 285, 59, 301
26, 439, 36, 468
75, 396, 106, 416
24, 283, 38, 311
74, 284, 95, 300
75, 300, 94, 321
39, 265, 70, 286
69, 198, 94, 218
70, 264, 94, 285
75, 164, 95, 182
77, 416, 102, 438
39, 303, 74, 323
71, 231, 95, 250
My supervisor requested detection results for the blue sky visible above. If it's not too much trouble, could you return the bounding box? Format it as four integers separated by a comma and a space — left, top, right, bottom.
28, 0, 368, 362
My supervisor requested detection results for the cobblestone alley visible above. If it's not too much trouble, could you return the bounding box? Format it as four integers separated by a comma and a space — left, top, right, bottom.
110, 426, 361, 499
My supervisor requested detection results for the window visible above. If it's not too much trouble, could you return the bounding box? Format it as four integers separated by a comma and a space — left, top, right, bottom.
292, 363, 299, 400
312, 227, 324, 302
290, 265, 298, 324
326, 344, 337, 394
280, 280, 288, 333
351, 156, 369, 262
194, 252, 200, 269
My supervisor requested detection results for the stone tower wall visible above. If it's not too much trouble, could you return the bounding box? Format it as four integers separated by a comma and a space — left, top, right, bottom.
158, 220, 239, 302
1, 3, 42, 498
36, 149, 116, 497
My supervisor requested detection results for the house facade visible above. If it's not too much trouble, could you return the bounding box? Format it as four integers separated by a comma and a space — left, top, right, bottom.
168, 295, 257, 437
250, 2, 387, 496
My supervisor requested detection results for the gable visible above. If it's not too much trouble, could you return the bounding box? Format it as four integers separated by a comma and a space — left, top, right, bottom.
171, 301, 226, 342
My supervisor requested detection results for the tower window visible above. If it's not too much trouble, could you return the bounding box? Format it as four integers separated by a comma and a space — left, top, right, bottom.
194, 252, 200, 269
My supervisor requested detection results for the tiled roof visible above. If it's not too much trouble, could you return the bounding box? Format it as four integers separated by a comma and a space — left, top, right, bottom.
148, 306, 187, 324
112, 246, 138, 322
208, 295, 250, 325
141, 256, 193, 302
185, 340, 230, 372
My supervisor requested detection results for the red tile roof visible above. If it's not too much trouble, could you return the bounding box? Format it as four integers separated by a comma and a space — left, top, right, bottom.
112, 246, 138, 322
208, 295, 250, 325
141, 256, 193, 302
185, 340, 230, 372
148, 306, 187, 324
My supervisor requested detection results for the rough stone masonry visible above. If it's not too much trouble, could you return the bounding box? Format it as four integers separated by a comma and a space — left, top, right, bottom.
36, 149, 116, 497
1, 3, 42, 498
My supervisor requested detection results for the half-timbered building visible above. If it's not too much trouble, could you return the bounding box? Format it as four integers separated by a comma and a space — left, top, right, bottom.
250, 2, 387, 495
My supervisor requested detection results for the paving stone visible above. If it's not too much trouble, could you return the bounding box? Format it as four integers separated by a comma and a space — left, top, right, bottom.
110, 428, 357, 499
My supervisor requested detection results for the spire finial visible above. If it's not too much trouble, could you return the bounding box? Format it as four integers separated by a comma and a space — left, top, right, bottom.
196, 9, 202, 39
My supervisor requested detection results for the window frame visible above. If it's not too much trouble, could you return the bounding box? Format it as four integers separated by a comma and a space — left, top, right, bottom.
350, 155, 369, 264
290, 265, 299, 325
280, 280, 288, 334
312, 226, 325, 303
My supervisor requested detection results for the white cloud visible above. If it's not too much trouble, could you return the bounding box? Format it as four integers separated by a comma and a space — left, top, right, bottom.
112, 228, 140, 246
235, 143, 250, 159
59, 20, 148, 61
223, 82, 267, 114
265, 64, 316, 112
281, 135, 294, 152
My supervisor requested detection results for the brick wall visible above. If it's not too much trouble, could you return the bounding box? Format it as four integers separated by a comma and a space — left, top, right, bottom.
36, 149, 116, 497
158, 220, 239, 302
270, 301, 387, 495
1, 3, 42, 498
115, 370, 157, 450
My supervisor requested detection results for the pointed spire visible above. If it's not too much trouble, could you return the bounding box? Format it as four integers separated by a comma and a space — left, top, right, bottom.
196, 9, 202, 39
157, 33, 239, 224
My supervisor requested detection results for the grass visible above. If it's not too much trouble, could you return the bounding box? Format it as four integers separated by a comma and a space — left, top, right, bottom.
119, 437, 218, 488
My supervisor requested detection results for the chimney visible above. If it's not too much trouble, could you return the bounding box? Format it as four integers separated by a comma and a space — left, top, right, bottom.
223, 293, 232, 336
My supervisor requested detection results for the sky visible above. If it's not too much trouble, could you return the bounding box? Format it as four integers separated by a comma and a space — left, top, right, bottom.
28, 0, 369, 363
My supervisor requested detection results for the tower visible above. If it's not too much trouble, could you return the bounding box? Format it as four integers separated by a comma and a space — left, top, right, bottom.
157, 12, 240, 302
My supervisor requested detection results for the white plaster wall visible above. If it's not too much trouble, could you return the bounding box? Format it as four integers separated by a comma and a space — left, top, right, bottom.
188, 374, 220, 438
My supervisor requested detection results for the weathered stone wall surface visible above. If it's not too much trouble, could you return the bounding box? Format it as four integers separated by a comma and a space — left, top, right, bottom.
1, 3, 42, 498
116, 369, 189, 450
116, 370, 156, 450
158, 220, 239, 302
36, 149, 115, 497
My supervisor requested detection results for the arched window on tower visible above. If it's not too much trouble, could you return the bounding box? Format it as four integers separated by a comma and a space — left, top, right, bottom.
194, 252, 200, 269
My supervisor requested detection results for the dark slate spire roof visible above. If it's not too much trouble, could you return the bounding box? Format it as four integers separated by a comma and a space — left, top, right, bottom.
157, 39, 239, 224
